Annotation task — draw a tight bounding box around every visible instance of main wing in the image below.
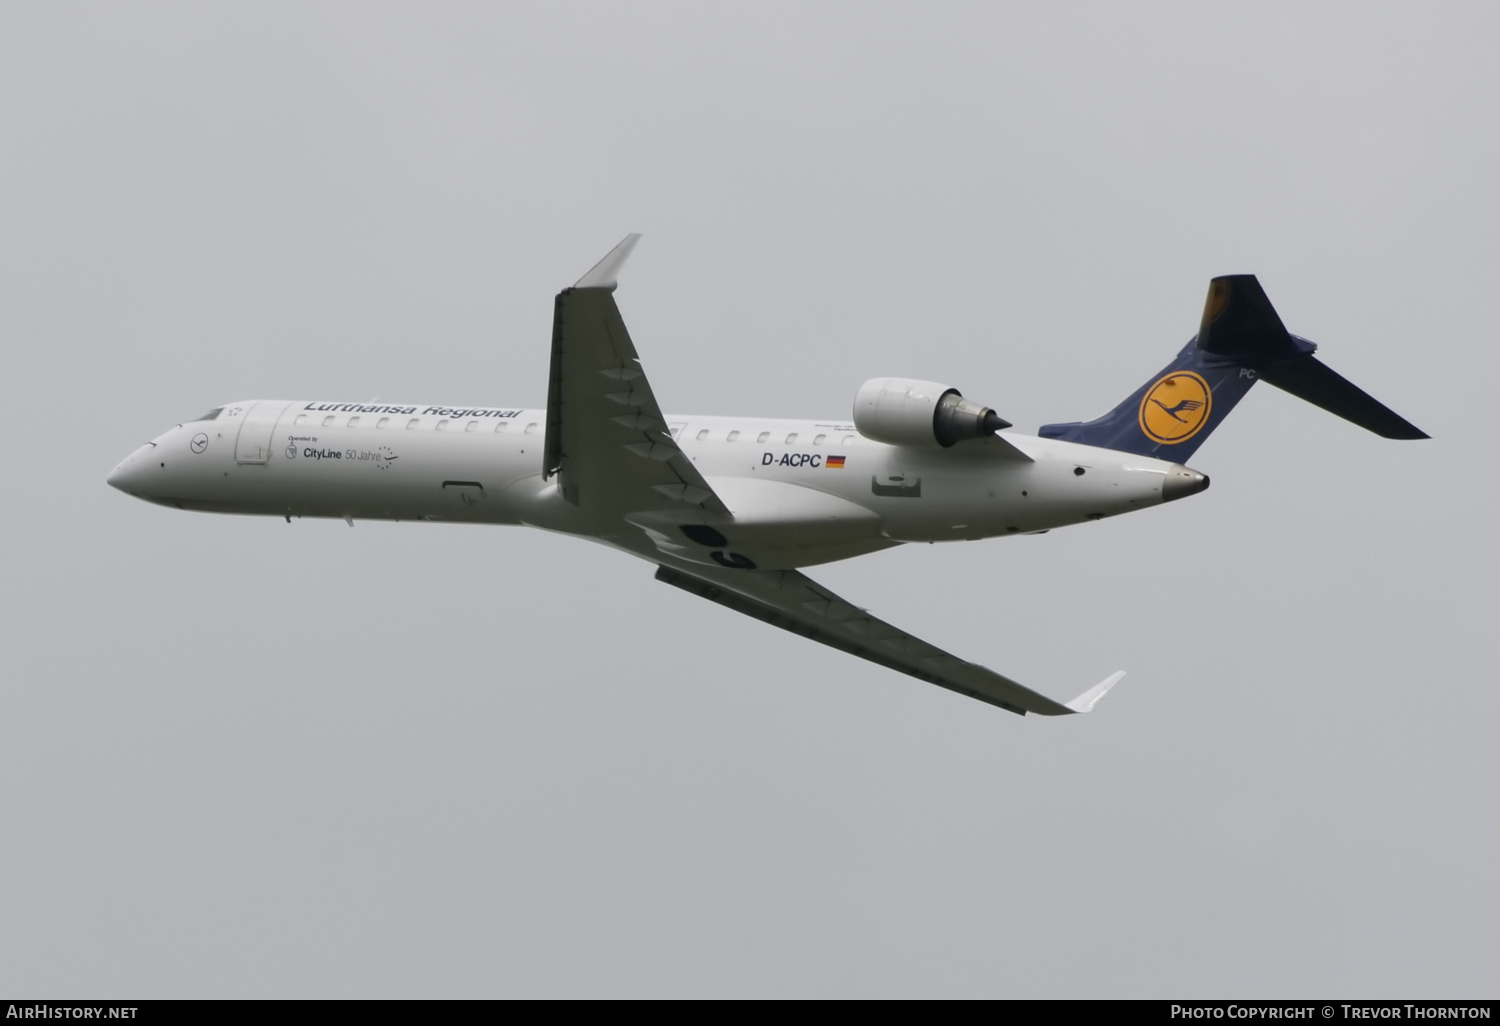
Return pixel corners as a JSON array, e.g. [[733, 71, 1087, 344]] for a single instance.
[[547, 237, 1120, 716], [542, 235, 730, 518], [655, 562, 1123, 716]]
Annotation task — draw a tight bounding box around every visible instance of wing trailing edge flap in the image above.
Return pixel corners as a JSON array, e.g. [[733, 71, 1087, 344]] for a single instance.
[[655, 564, 1123, 716], [543, 235, 730, 518]]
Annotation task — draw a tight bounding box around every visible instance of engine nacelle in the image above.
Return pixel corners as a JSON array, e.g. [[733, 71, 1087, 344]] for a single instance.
[[852, 377, 1012, 448]]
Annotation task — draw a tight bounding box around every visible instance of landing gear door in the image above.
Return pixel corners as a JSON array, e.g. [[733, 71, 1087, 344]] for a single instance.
[[233, 401, 293, 464]]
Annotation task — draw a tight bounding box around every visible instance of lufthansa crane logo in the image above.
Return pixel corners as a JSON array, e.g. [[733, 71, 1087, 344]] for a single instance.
[[1139, 371, 1212, 445]]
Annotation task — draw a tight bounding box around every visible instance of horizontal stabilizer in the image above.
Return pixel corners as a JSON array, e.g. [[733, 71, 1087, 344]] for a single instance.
[[1198, 274, 1305, 362], [1256, 354, 1429, 440], [1200, 275, 1427, 439]]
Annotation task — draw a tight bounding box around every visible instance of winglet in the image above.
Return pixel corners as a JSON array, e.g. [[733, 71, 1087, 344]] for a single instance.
[[1064, 671, 1125, 713], [574, 233, 642, 290]]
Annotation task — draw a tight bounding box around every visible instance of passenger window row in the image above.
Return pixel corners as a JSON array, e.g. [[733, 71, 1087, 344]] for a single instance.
[[291, 413, 539, 434], [680, 428, 855, 446], [287, 412, 854, 446]]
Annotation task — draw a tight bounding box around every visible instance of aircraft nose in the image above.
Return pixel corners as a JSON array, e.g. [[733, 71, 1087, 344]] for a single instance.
[[1161, 463, 1210, 502], [106, 445, 154, 496]]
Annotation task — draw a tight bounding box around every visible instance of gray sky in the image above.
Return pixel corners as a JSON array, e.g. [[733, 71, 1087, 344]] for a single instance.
[[2, 2, 1495, 998]]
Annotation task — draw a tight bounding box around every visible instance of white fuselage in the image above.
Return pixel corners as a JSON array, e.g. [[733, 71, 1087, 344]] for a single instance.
[[107, 399, 1204, 570]]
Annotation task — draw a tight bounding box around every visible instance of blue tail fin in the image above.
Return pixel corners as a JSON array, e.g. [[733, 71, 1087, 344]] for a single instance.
[[1038, 337, 1259, 461], [1039, 275, 1427, 460]]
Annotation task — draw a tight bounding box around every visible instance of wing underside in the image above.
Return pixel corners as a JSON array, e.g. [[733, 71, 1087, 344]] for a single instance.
[[656, 563, 1122, 716]]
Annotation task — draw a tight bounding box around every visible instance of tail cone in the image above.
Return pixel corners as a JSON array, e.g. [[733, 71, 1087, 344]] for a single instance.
[[1162, 464, 1209, 502]]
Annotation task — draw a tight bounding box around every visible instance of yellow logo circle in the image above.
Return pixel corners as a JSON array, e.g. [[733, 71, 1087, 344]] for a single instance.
[[1139, 371, 1212, 445]]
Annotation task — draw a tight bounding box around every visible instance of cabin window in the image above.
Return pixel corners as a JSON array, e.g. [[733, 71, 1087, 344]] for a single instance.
[[437, 419, 450, 431], [294, 414, 308, 427], [727, 430, 740, 442], [814, 433, 827, 445], [670, 424, 685, 439], [696, 429, 709, 441], [377, 417, 389, 429], [524, 422, 539, 435], [347, 416, 360, 428], [322, 416, 335, 428], [494, 421, 508, 433], [466, 421, 479, 433], [785, 432, 798, 444], [757, 431, 770, 443], [407, 418, 420, 430], [842, 434, 857, 447]]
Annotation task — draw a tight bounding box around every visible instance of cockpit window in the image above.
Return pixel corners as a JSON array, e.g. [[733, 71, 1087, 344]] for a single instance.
[[193, 408, 223, 422]]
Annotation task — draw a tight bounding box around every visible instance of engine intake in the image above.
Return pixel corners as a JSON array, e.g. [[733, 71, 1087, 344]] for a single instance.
[[853, 378, 1012, 448]]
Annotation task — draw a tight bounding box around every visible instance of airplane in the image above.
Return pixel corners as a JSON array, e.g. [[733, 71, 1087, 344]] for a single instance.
[[106, 236, 1427, 717]]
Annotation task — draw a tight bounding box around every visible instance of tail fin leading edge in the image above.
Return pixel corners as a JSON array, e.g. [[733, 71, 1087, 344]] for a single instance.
[[1039, 275, 1427, 460]]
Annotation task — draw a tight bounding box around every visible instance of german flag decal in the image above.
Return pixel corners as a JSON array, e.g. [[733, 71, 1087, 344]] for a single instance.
[[826, 455, 847, 469]]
